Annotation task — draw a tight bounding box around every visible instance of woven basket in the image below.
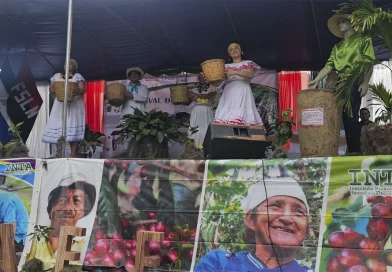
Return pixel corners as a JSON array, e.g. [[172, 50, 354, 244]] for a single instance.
[[170, 85, 189, 105], [107, 83, 126, 107], [201, 59, 225, 83], [54, 81, 77, 102]]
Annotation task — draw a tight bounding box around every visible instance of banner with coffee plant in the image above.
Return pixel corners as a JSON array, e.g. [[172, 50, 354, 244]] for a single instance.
[[84, 159, 205, 271], [192, 158, 327, 272], [319, 156, 392, 272]]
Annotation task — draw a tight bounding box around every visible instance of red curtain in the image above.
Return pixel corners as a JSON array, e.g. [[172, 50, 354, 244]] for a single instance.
[[278, 72, 303, 150], [84, 80, 105, 133]]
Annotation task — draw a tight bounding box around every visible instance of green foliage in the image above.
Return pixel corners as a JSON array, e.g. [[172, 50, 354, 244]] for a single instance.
[[8, 122, 24, 137], [121, 108, 184, 144], [333, 0, 392, 115], [368, 83, 392, 123], [78, 125, 105, 155], [169, 224, 195, 271], [270, 109, 295, 146], [335, 0, 392, 53], [21, 258, 44, 272], [4, 143, 29, 158], [58, 265, 82, 272], [95, 167, 122, 235], [27, 225, 53, 243], [335, 59, 377, 116]]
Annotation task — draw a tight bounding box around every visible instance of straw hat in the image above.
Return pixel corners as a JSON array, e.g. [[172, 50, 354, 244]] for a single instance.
[[126, 67, 145, 79], [328, 14, 354, 38], [64, 59, 78, 71]]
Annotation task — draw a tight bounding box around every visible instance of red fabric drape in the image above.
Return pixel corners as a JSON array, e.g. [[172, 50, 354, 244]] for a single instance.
[[84, 80, 105, 133], [278, 72, 302, 150]]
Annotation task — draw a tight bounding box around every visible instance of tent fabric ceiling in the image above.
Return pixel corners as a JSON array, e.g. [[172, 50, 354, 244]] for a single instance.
[[0, 0, 391, 81]]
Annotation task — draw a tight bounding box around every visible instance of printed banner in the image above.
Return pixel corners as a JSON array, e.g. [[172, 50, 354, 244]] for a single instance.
[[20, 156, 392, 271], [319, 156, 392, 272], [193, 158, 327, 272], [83, 159, 204, 271], [0, 158, 36, 252], [19, 159, 104, 271]]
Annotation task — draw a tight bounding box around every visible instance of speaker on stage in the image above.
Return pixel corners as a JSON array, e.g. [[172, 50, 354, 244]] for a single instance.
[[203, 123, 267, 159]]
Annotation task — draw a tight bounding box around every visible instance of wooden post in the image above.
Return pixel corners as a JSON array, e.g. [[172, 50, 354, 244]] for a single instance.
[[0, 224, 17, 272], [54, 226, 86, 272], [135, 231, 164, 272]]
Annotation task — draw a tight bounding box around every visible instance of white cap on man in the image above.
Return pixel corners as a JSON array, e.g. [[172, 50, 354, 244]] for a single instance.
[[241, 177, 309, 214]]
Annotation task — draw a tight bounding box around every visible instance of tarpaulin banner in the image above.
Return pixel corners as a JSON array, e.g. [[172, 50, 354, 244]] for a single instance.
[[19, 158, 103, 271], [318, 156, 392, 272], [20, 156, 392, 271], [0, 158, 36, 251], [193, 158, 326, 272]]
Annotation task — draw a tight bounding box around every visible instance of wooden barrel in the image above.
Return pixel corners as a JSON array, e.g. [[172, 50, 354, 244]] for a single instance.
[[107, 83, 125, 107], [297, 89, 342, 157], [170, 85, 189, 105], [201, 59, 225, 83]]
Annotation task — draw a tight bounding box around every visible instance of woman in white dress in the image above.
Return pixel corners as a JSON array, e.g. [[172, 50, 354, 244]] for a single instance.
[[214, 43, 263, 126], [121, 67, 149, 117], [188, 73, 216, 149], [42, 59, 86, 158]]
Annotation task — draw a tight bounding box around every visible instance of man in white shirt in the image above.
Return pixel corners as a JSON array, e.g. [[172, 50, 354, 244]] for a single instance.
[[121, 67, 149, 116]]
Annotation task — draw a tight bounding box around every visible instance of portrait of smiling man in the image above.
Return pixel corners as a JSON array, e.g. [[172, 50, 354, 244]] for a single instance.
[[195, 177, 314, 272], [26, 172, 97, 270]]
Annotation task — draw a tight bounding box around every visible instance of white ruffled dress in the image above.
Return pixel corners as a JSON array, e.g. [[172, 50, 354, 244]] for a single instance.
[[42, 73, 86, 143], [214, 60, 263, 126]]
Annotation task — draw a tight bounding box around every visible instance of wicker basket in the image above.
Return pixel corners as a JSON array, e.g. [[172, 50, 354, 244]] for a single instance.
[[201, 59, 225, 83], [107, 83, 126, 107], [170, 85, 189, 105], [54, 81, 77, 102]]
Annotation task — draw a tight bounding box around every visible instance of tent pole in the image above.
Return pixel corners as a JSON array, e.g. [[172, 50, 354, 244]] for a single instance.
[[61, 0, 73, 157]]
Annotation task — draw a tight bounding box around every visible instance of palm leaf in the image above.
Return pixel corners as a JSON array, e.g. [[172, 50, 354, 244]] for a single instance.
[[335, 60, 374, 116], [368, 83, 392, 123], [335, 0, 392, 53]]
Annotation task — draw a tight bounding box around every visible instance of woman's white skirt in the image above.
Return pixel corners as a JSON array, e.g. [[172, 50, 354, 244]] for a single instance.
[[42, 96, 85, 143], [189, 104, 214, 148]]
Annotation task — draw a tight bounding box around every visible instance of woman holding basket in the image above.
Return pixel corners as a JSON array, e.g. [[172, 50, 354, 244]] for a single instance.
[[42, 59, 86, 158], [212, 43, 263, 126], [188, 73, 216, 149]]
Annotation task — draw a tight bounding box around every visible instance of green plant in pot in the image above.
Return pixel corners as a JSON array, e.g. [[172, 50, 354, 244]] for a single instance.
[[77, 125, 105, 158], [361, 83, 392, 154], [269, 109, 295, 158], [4, 122, 29, 158], [121, 108, 184, 159]]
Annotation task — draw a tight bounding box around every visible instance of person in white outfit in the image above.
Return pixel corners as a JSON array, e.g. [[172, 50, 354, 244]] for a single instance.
[[214, 43, 263, 126], [121, 67, 149, 117], [42, 59, 86, 158], [188, 73, 216, 149]]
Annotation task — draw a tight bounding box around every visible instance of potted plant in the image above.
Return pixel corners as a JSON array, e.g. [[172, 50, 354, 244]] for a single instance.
[[269, 109, 296, 158], [121, 108, 184, 159], [361, 83, 392, 154], [4, 122, 29, 158], [77, 125, 105, 158]]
